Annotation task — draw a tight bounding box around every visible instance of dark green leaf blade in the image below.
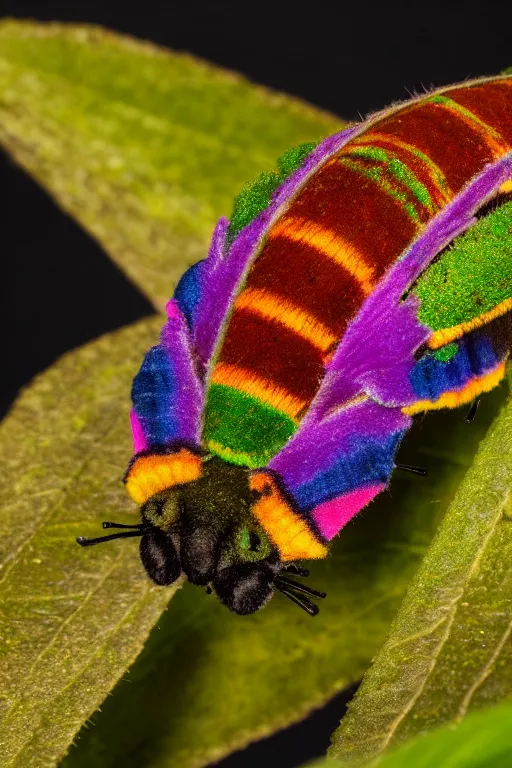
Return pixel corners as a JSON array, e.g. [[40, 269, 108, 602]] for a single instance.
[[0, 318, 181, 767], [330, 392, 512, 765], [0, 19, 340, 309], [61, 388, 507, 768]]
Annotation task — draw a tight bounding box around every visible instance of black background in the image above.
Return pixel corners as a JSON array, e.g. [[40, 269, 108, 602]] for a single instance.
[[3, 2, 512, 766]]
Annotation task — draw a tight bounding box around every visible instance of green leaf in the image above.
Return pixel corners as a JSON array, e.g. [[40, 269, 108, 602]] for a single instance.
[[59, 388, 506, 768], [0, 19, 340, 309], [0, 318, 180, 767], [330, 392, 512, 765], [312, 700, 512, 768], [366, 701, 512, 768], [6, 345, 503, 768]]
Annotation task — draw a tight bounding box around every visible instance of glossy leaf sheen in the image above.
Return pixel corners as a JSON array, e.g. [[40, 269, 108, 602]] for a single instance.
[[0, 19, 339, 309], [330, 393, 512, 765]]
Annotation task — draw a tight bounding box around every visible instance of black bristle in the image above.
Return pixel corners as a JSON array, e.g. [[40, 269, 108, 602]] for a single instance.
[[395, 462, 427, 476]]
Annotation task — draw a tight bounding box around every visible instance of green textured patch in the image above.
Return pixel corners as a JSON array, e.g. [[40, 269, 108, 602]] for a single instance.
[[330, 391, 512, 765], [203, 384, 296, 468], [348, 146, 434, 211], [339, 157, 422, 223], [415, 199, 512, 330], [226, 140, 319, 244], [317, 701, 512, 768], [432, 342, 459, 362]]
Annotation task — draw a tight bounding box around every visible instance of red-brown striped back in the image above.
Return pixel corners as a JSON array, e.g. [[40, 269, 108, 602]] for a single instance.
[[207, 75, 512, 449]]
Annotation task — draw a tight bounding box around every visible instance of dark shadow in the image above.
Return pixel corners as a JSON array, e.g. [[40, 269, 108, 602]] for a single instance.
[[1, 150, 155, 418], [3, 4, 512, 120], [211, 684, 358, 768]]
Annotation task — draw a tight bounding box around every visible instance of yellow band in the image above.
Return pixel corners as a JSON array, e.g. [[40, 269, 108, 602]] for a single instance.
[[125, 449, 202, 505], [403, 362, 506, 416], [249, 472, 327, 561]]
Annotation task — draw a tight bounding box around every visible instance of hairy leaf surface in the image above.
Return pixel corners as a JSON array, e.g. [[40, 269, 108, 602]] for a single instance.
[[368, 701, 512, 768], [60, 388, 507, 768], [330, 393, 512, 765], [0, 318, 177, 767], [314, 700, 512, 768], [0, 19, 339, 309]]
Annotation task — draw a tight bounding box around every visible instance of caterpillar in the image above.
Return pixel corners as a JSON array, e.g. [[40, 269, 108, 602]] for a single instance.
[[78, 74, 512, 616]]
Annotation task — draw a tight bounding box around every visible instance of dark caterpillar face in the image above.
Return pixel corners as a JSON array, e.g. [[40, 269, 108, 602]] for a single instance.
[[78, 456, 325, 615], [139, 458, 281, 614]]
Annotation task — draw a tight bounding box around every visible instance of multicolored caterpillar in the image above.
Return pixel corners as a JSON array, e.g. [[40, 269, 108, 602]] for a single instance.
[[78, 74, 512, 615]]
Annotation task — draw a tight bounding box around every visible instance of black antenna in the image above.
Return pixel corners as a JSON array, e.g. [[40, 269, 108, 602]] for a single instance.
[[76, 530, 145, 547], [101, 521, 147, 530], [275, 575, 326, 600], [274, 583, 320, 616], [395, 462, 428, 476]]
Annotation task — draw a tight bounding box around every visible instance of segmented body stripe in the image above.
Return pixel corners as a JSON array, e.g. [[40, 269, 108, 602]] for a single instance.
[[204, 76, 512, 465], [234, 287, 338, 353], [269, 215, 376, 294], [447, 81, 512, 147], [427, 95, 509, 157], [350, 131, 452, 206], [210, 363, 306, 418], [374, 101, 497, 191], [218, 310, 325, 403]]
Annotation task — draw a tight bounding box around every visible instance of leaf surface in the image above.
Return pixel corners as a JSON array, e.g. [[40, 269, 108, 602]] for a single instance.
[[313, 700, 512, 768], [368, 701, 512, 768], [0, 19, 340, 309], [330, 392, 512, 765], [0, 318, 179, 767], [60, 389, 507, 768]]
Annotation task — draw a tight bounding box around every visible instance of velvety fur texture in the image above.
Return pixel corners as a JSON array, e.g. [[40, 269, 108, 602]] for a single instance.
[[128, 75, 512, 575]]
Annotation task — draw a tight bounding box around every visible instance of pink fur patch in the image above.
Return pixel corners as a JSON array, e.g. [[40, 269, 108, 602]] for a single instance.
[[165, 299, 181, 320], [130, 409, 147, 454], [312, 484, 386, 540]]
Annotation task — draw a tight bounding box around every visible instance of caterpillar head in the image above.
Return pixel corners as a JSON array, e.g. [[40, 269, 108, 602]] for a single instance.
[[77, 449, 326, 615]]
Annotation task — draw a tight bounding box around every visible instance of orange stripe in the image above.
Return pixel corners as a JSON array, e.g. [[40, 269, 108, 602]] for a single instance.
[[210, 363, 306, 418], [428, 298, 512, 349], [250, 473, 328, 560], [125, 449, 202, 504], [234, 288, 338, 353], [269, 216, 376, 295], [403, 362, 506, 416], [499, 180, 512, 194]]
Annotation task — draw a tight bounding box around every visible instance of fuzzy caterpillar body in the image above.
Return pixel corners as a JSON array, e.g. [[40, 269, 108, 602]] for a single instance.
[[80, 74, 512, 615]]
